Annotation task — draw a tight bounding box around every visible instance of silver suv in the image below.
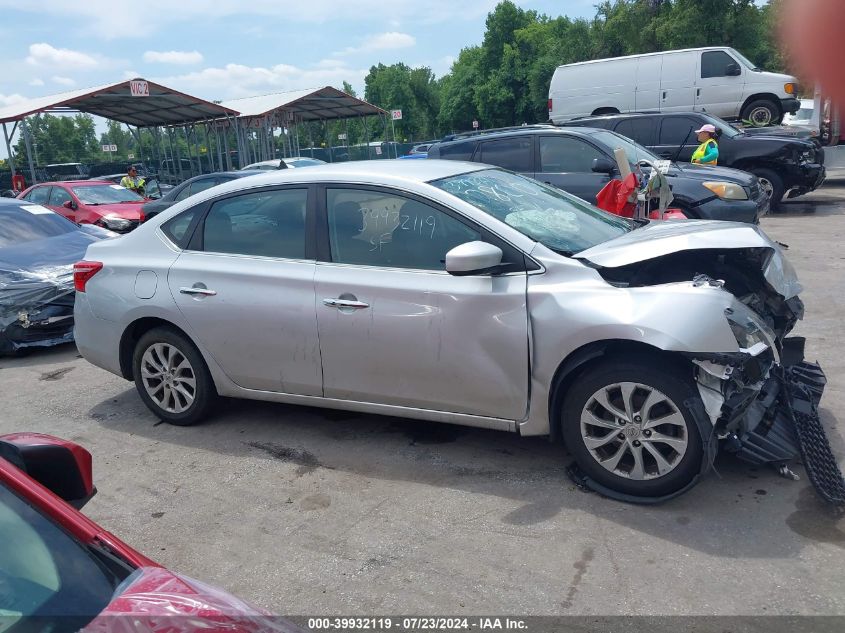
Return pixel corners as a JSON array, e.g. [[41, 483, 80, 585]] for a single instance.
[[73, 160, 819, 501]]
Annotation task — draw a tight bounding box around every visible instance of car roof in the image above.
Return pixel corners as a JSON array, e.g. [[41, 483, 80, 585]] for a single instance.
[[569, 111, 703, 123], [189, 160, 489, 194], [32, 180, 113, 186], [436, 126, 609, 146]]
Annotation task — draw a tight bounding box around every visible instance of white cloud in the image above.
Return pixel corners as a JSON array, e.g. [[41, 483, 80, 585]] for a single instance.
[[122, 69, 141, 80], [143, 50, 204, 65], [0, 0, 501, 38], [26, 43, 98, 69], [28, 78, 45, 87], [52, 76, 76, 86], [340, 31, 416, 55], [0, 93, 28, 107], [161, 60, 368, 101]]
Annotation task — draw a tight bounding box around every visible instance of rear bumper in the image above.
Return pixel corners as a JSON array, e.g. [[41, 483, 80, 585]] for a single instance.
[[73, 292, 124, 377], [780, 97, 801, 114]]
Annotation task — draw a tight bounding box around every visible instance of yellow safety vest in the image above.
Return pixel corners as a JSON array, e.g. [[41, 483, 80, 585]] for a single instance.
[[691, 138, 718, 166], [120, 175, 145, 191]]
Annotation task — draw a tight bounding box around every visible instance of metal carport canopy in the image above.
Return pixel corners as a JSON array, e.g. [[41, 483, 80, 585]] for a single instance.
[[0, 78, 239, 127], [219, 86, 387, 121]]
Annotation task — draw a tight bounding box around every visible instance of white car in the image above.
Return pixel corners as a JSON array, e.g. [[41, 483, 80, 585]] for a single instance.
[[240, 157, 326, 171], [783, 99, 814, 127]]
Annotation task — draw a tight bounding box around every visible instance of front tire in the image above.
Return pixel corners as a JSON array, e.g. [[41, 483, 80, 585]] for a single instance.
[[749, 167, 785, 208], [741, 99, 780, 127], [132, 327, 216, 426], [561, 358, 704, 498]]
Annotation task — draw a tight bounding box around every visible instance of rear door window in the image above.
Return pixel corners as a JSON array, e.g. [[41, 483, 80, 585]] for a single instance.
[[477, 137, 533, 172], [539, 136, 605, 173], [438, 141, 476, 161], [614, 118, 657, 146], [23, 187, 51, 205], [658, 117, 699, 145], [201, 188, 308, 259]]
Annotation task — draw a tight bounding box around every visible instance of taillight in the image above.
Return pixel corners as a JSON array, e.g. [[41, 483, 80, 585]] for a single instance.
[[73, 261, 103, 292], [548, 98, 553, 111]]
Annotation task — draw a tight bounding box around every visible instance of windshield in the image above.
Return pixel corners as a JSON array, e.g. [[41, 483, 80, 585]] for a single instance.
[[70, 185, 144, 205], [730, 48, 760, 71], [0, 483, 129, 629], [432, 169, 630, 255], [586, 130, 660, 165], [0, 207, 75, 248], [700, 114, 742, 138]]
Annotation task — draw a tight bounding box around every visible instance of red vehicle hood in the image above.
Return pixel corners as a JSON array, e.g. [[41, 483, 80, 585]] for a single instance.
[[85, 202, 145, 220], [83, 567, 302, 633]]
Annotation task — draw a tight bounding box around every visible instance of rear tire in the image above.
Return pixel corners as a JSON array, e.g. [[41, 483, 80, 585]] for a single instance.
[[749, 167, 785, 208], [561, 357, 704, 498], [741, 99, 780, 127], [132, 327, 216, 426]]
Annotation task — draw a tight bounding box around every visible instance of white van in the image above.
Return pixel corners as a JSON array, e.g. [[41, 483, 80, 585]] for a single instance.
[[548, 47, 799, 127]]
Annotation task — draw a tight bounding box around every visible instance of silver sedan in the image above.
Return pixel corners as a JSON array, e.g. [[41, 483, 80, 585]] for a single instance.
[[73, 160, 814, 500]]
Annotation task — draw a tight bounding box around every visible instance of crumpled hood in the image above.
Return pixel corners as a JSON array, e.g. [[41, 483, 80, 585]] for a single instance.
[[575, 220, 802, 298], [87, 202, 145, 220]]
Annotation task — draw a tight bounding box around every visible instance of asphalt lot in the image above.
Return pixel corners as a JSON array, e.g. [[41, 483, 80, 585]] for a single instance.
[[2, 180, 845, 617]]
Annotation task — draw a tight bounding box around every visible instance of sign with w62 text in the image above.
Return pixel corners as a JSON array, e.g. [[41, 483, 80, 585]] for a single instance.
[[130, 80, 150, 97]]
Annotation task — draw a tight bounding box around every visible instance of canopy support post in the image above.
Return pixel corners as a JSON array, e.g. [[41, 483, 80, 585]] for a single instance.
[[20, 118, 37, 185], [203, 123, 214, 172], [3, 123, 16, 177]]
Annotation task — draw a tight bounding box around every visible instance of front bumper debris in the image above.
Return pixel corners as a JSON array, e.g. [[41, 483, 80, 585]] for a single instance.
[[569, 339, 844, 507]]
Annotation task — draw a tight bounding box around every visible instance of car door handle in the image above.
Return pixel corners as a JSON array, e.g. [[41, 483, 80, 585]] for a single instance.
[[696, 88, 701, 97], [180, 286, 217, 296], [662, 91, 667, 100], [323, 298, 369, 309]]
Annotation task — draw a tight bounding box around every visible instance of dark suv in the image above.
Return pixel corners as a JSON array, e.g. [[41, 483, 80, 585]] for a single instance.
[[564, 112, 825, 206], [428, 126, 768, 223]]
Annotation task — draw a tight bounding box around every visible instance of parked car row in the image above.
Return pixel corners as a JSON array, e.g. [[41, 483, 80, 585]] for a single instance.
[[428, 124, 769, 221], [563, 111, 825, 204]]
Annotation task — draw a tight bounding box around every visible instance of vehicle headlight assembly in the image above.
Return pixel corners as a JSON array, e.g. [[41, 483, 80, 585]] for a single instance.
[[99, 215, 132, 231], [703, 181, 749, 200], [725, 308, 775, 356]]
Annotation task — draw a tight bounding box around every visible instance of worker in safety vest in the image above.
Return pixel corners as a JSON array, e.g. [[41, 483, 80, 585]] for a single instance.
[[690, 124, 719, 166], [120, 165, 146, 196]]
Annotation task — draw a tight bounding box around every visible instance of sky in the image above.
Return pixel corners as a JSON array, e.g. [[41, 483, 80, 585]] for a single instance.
[[0, 0, 598, 108]]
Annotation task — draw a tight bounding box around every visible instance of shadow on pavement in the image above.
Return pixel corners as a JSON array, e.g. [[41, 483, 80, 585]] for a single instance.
[[89, 386, 845, 559]]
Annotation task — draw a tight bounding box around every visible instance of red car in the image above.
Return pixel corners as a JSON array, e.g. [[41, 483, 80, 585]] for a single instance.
[[17, 181, 147, 233], [0, 433, 302, 632]]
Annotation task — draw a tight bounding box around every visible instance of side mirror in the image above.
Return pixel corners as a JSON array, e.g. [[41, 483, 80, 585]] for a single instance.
[[726, 63, 741, 76], [0, 433, 95, 509], [592, 157, 617, 174], [63, 200, 77, 210], [445, 241, 504, 276]]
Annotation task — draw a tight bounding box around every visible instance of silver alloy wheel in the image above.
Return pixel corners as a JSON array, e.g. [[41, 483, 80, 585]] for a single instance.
[[748, 106, 773, 127], [580, 382, 688, 480], [140, 343, 196, 414], [758, 176, 774, 199]]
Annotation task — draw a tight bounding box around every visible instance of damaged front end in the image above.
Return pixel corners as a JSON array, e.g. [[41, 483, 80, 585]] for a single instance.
[[0, 265, 76, 355], [577, 224, 845, 507]]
